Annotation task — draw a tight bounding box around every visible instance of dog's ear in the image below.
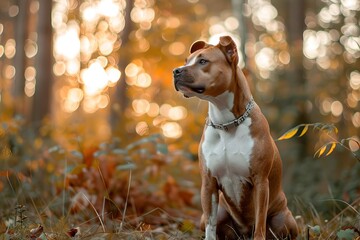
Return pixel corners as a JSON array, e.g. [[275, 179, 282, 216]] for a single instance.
[[190, 41, 208, 53], [218, 36, 239, 65]]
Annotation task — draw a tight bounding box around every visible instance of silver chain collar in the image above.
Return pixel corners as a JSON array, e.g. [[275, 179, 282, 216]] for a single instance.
[[206, 97, 255, 131]]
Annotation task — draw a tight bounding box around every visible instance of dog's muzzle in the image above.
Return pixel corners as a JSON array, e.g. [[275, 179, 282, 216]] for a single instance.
[[173, 67, 183, 91], [173, 67, 205, 95]]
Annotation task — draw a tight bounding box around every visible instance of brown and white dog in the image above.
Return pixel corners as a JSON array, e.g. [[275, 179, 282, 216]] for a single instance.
[[173, 36, 298, 240]]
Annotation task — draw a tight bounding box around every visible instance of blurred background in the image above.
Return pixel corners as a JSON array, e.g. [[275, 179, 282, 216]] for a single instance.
[[0, 0, 359, 230]]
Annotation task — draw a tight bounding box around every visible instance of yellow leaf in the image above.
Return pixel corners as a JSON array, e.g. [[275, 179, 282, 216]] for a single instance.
[[325, 142, 337, 156], [278, 127, 299, 140], [319, 145, 327, 157], [299, 124, 309, 137], [333, 126, 339, 134], [315, 142, 337, 158], [70, 164, 87, 175], [180, 219, 195, 233]]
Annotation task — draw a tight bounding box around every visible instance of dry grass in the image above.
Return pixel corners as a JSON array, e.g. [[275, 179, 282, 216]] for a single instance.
[[0, 120, 359, 239]]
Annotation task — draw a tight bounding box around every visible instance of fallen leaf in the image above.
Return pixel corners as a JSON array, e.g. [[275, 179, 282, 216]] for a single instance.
[[67, 227, 80, 237], [30, 225, 43, 238]]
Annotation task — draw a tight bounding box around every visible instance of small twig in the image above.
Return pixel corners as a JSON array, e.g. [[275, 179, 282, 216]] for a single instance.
[[95, 160, 110, 222], [82, 193, 106, 232], [102, 197, 106, 224], [15, 205, 26, 228], [29, 194, 45, 228], [323, 198, 360, 227], [268, 228, 279, 240], [76, 213, 110, 227], [317, 126, 359, 161], [14, 205, 18, 227], [63, 157, 67, 217], [225, 224, 241, 239], [7, 171, 15, 194], [120, 169, 132, 231]]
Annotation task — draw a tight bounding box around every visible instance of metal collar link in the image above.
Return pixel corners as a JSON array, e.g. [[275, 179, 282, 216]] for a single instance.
[[206, 97, 255, 131]]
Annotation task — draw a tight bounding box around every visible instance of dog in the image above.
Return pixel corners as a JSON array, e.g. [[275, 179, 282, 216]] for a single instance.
[[173, 36, 298, 240]]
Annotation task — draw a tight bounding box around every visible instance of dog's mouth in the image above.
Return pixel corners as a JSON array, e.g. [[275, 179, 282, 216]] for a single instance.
[[174, 80, 206, 97]]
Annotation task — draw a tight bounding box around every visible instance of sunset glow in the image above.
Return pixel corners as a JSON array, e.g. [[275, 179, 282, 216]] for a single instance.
[[50, 0, 191, 137], [52, 0, 126, 114], [82, 61, 113, 96], [54, 24, 80, 60], [1, 1, 360, 230], [2, 0, 355, 141]]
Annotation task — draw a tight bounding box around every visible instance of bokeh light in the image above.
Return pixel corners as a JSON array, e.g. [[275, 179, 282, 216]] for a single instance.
[[2, 0, 357, 142], [80, 60, 109, 96], [24, 67, 36, 81], [330, 101, 343, 117], [54, 22, 80, 59], [132, 99, 150, 116], [136, 121, 149, 136], [349, 71, 360, 90], [161, 122, 182, 139], [24, 40, 38, 58], [4, 65, 16, 79], [5, 39, 16, 59], [136, 73, 152, 88], [51, 0, 127, 114]]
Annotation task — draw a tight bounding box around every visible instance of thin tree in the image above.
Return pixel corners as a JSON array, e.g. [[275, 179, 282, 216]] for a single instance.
[[110, 0, 134, 131], [286, 0, 309, 156], [231, 0, 247, 65], [32, 0, 53, 128], [13, 0, 30, 117]]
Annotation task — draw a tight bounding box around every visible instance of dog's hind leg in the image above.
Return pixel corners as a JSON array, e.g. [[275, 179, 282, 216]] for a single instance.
[[216, 205, 241, 240], [268, 209, 298, 239]]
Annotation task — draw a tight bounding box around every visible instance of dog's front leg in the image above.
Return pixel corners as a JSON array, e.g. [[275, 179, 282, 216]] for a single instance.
[[201, 175, 219, 240], [253, 177, 269, 240]]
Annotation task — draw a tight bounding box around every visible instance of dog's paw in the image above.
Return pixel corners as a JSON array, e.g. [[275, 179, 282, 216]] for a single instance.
[[205, 226, 217, 240]]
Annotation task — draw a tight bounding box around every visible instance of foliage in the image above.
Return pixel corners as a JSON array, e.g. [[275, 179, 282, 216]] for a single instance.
[[278, 123, 360, 160], [0, 118, 360, 239], [0, 0, 359, 238], [0, 118, 203, 239], [278, 122, 360, 216]]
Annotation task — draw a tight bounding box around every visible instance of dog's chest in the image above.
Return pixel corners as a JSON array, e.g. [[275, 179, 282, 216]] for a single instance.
[[201, 118, 254, 204]]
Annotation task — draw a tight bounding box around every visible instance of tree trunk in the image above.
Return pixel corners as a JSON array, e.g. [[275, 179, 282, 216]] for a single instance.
[[32, 0, 53, 128], [110, 0, 133, 131], [231, 0, 247, 65], [13, 0, 29, 117], [283, 0, 310, 190], [285, 0, 308, 158]]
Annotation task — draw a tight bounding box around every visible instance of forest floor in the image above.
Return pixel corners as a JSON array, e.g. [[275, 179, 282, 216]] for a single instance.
[[0, 123, 359, 239]]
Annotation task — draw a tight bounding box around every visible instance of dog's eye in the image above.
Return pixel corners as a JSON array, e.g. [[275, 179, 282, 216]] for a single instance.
[[199, 59, 208, 65]]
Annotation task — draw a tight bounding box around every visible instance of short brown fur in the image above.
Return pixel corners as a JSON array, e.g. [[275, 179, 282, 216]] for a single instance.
[[173, 36, 298, 240]]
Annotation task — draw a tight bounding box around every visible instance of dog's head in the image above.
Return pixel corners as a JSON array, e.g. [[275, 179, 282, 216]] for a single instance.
[[173, 36, 239, 98]]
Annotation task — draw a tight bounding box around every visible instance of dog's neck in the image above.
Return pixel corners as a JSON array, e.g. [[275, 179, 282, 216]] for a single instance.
[[207, 91, 236, 125], [206, 68, 252, 125]]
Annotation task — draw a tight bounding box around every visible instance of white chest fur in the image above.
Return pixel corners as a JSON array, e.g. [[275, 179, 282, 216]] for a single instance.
[[201, 118, 254, 205]]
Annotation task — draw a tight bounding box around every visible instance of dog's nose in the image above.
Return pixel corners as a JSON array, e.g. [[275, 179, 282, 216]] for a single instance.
[[173, 67, 183, 76]]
